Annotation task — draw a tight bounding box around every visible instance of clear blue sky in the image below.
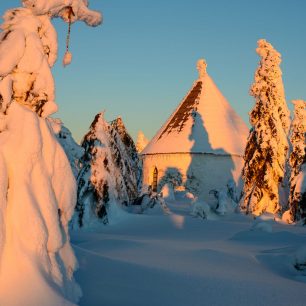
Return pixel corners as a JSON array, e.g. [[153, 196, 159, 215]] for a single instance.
[[1, 1, 306, 142]]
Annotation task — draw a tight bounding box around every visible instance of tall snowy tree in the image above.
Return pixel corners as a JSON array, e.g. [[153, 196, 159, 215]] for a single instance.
[[136, 130, 149, 153], [240, 39, 290, 216], [285, 100, 306, 222], [0, 1, 101, 305], [135, 130, 148, 191], [76, 113, 138, 227], [111, 116, 141, 192], [294, 157, 306, 222]]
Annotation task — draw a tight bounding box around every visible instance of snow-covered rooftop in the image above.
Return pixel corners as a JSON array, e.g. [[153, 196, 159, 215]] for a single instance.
[[142, 59, 249, 156]]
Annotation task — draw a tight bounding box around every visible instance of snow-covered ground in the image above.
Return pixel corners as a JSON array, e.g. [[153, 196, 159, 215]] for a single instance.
[[71, 198, 306, 306]]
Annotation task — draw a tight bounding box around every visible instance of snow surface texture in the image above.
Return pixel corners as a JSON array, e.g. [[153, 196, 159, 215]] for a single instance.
[[75, 113, 139, 228], [240, 39, 290, 216], [49, 118, 84, 177], [71, 197, 306, 306], [0, 1, 102, 305]]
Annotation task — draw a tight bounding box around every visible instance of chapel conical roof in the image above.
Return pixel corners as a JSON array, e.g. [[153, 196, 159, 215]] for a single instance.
[[142, 59, 249, 156]]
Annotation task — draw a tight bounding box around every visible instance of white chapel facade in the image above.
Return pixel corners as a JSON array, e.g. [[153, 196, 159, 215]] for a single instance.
[[141, 59, 249, 203]]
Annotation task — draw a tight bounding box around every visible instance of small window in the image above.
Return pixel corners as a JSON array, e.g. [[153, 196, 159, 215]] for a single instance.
[[152, 167, 158, 192]]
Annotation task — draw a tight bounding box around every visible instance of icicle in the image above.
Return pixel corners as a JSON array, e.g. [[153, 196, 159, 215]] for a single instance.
[[63, 8, 73, 67]]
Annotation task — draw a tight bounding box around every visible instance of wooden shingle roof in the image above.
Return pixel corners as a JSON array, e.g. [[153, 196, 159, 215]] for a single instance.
[[142, 60, 249, 156]]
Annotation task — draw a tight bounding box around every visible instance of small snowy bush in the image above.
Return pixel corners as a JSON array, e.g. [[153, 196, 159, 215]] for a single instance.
[[227, 179, 241, 203], [191, 200, 211, 219], [210, 187, 236, 215], [133, 192, 170, 215], [158, 168, 183, 192], [185, 173, 201, 196]]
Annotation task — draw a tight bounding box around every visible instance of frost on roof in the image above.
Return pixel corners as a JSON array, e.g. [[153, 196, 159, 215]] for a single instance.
[[159, 81, 202, 139]]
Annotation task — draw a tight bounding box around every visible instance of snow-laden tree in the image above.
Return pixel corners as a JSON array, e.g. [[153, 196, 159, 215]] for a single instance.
[[283, 159, 306, 225], [0, 1, 101, 305], [240, 39, 290, 216], [48, 118, 84, 177], [284, 100, 306, 222], [111, 116, 141, 192], [75, 112, 138, 227], [135, 130, 148, 191], [136, 130, 149, 153]]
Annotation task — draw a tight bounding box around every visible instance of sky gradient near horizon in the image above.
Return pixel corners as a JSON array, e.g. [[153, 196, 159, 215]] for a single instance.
[[1, 0, 306, 142]]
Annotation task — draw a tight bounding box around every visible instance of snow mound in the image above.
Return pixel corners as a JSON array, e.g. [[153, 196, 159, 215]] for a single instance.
[[135, 193, 170, 215], [185, 192, 195, 200], [251, 221, 273, 233], [191, 200, 211, 219], [107, 202, 131, 225], [174, 189, 196, 203], [282, 210, 293, 224], [294, 246, 306, 273], [161, 183, 175, 201]]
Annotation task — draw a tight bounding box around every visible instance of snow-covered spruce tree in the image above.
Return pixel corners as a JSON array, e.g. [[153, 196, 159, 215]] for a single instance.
[[240, 39, 290, 216], [285, 100, 306, 222], [110, 116, 141, 194], [136, 130, 149, 153], [49, 118, 84, 177], [76, 112, 138, 227], [295, 157, 306, 221], [135, 131, 148, 190], [0, 1, 101, 305], [76, 113, 114, 226], [290, 155, 306, 223]]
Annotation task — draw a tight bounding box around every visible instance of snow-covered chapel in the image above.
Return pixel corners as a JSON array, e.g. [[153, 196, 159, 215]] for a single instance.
[[141, 59, 249, 203]]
